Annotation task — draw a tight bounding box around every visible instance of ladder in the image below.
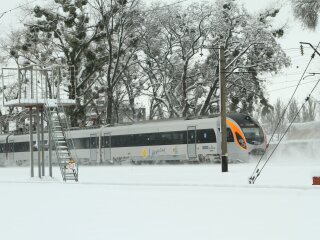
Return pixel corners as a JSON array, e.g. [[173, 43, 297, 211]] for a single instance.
[[45, 100, 79, 182]]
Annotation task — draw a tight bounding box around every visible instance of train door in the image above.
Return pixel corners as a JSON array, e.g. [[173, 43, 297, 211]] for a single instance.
[[103, 133, 111, 163], [7, 140, 14, 163], [90, 134, 98, 163], [187, 126, 197, 159]]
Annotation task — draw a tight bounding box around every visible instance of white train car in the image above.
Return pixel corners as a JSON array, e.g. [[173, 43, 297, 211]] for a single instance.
[[0, 114, 267, 166]]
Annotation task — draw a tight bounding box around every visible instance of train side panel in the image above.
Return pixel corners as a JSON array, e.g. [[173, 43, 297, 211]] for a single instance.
[[0, 115, 266, 166]]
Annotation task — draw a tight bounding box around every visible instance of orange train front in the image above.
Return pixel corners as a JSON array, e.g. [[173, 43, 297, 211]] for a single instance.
[[221, 114, 267, 162]]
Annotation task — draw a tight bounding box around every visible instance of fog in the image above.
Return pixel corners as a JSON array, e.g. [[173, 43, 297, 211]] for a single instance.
[[258, 121, 320, 177]]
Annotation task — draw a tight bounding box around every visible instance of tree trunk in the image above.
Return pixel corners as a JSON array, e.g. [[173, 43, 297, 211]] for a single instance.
[[67, 66, 79, 126], [181, 60, 189, 117], [106, 87, 113, 125], [69, 66, 76, 100], [129, 97, 136, 120], [200, 79, 218, 115]]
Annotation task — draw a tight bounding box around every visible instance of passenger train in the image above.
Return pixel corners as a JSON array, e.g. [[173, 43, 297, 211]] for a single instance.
[[0, 113, 267, 166]]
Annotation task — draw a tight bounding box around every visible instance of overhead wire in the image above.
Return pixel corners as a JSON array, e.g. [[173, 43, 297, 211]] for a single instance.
[[263, 73, 307, 80], [249, 41, 320, 184], [268, 79, 320, 91], [252, 78, 320, 184]]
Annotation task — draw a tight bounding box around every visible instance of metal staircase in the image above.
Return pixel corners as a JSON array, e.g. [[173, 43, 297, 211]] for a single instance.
[[45, 100, 79, 182]]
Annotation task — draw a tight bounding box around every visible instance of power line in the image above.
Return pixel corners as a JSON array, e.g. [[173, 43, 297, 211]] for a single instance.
[[267, 74, 319, 85], [282, 47, 300, 51], [249, 41, 320, 184], [263, 73, 305, 80], [268, 79, 320, 92], [251, 78, 320, 184], [281, 44, 320, 51]]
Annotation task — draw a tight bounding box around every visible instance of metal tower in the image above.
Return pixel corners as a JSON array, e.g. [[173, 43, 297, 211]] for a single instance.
[[1, 64, 78, 181]]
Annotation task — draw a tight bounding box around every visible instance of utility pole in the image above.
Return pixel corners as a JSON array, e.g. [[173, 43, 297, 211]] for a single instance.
[[201, 42, 262, 172], [219, 45, 228, 172]]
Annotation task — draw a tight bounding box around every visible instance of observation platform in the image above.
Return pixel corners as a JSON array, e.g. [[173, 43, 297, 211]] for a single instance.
[[2, 65, 76, 108], [1, 64, 78, 181]]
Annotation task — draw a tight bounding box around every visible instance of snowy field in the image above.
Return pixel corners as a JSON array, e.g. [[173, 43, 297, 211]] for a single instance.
[[1, 158, 320, 240]]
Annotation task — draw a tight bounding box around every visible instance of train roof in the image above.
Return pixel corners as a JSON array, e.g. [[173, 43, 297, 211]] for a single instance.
[[227, 113, 260, 128], [0, 113, 260, 140], [97, 116, 219, 135]]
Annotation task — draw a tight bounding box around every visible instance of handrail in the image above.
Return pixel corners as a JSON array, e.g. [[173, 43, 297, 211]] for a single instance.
[[56, 98, 79, 178], [43, 98, 65, 180]]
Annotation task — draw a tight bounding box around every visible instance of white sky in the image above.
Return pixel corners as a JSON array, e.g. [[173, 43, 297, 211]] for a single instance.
[[0, 0, 319, 105]]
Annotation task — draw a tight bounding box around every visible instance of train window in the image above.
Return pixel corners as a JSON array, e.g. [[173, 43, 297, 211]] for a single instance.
[[120, 135, 127, 147], [112, 135, 126, 147], [227, 128, 234, 142], [109, 131, 187, 148], [147, 133, 158, 146], [188, 131, 196, 144], [4, 141, 32, 152], [79, 138, 90, 149], [106, 138, 110, 148], [111, 136, 117, 147], [111, 134, 141, 147], [9, 141, 14, 152], [242, 127, 264, 144], [126, 135, 134, 147], [235, 132, 247, 149], [144, 133, 152, 146], [130, 134, 146, 146], [133, 134, 145, 146], [172, 131, 184, 144], [160, 132, 172, 145], [90, 138, 96, 148], [14, 142, 25, 152], [102, 136, 111, 148], [197, 129, 216, 143], [123, 135, 128, 147], [73, 138, 82, 149], [23, 142, 29, 152]]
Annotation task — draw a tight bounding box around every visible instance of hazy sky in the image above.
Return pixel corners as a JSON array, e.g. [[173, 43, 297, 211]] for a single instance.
[[0, 0, 319, 105]]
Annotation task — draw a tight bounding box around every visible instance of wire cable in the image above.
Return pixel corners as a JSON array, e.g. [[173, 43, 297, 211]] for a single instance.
[[250, 78, 320, 184], [268, 79, 320, 92], [249, 41, 320, 184]]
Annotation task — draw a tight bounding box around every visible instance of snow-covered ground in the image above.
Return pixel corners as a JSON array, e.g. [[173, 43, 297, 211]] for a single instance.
[[0, 158, 320, 240]]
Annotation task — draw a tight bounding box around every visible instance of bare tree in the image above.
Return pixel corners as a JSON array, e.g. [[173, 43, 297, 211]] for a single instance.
[[302, 97, 317, 122], [199, 0, 290, 116], [91, 0, 144, 124], [263, 99, 287, 140], [287, 98, 301, 123], [140, 2, 212, 118]]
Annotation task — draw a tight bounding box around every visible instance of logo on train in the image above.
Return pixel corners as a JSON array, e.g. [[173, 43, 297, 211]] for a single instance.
[[142, 148, 148, 158]]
